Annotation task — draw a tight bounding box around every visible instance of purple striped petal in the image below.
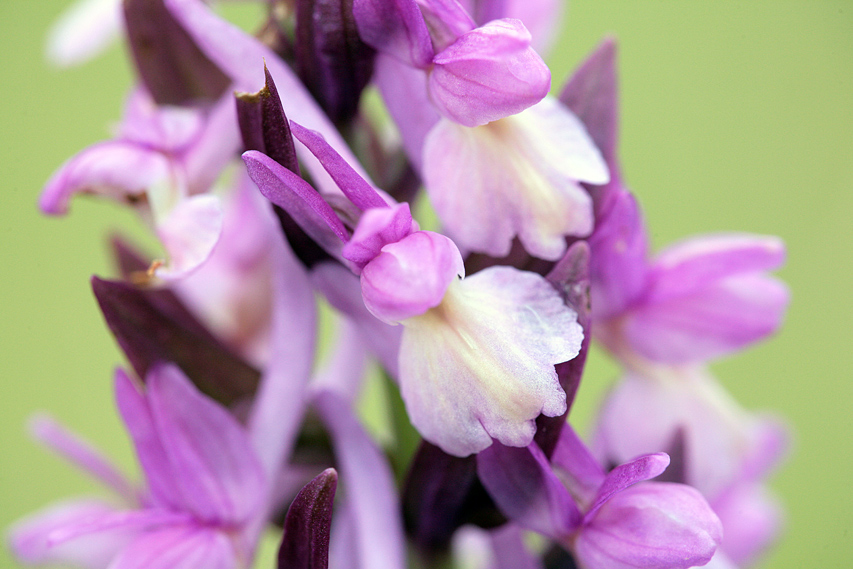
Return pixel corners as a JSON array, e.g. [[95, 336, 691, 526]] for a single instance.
[[8, 499, 136, 568], [109, 525, 236, 569], [145, 363, 266, 525], [477, 443, 580, 539], [585, 453, 669, 520], [243, 150, 350, 245]]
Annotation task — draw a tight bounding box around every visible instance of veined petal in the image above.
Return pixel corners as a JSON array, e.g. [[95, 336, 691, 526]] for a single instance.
[[399, 266, 581, 456], [360, 231, 464, 323], [145, 364, 266, 525], [40, 141, 171, 215], [108, 525, 235, 569], [646, 233, 786, 303], [46, 0, 122, 67], [153, 194, 224, 279], [574, 482, 722, 569], [8, 499, 136, 569], [624, 272, 790, 363], [423, 98, 606, 260], [429, 19, 550, 127]]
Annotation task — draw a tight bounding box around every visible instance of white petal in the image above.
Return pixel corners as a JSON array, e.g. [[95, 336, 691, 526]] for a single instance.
[[399, 266, 582, 456]]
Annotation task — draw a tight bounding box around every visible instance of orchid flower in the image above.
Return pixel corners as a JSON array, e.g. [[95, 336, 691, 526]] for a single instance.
[[244, 119, 583, 457], [355, 0, 609, 260], [477, 425, 722, 569], [9, 365, 268, 569]]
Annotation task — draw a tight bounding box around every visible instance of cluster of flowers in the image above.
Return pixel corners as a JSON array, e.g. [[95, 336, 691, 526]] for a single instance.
[[10, 0, 790, 568]]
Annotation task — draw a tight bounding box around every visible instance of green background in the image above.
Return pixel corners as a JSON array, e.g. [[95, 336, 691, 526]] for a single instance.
[[1, 1, 851, 568]]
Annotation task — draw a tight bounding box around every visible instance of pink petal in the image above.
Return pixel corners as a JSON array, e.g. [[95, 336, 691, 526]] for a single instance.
[[40, 141, 170, 215], [145, 364, 266, 525], [109, 525, 235, 569], [374, 54, 440, 172], [429, 19, 550, 127], [360, 231, 464, 323], [28, 414, 136, 502], [46, 0, 122, 67], [8, 499, 136, 568], [477, 443, 580, 539], [713, 482, 784, 566], [343, 203, 417, 270], [310, 262, 403, 378], [352, 0, 435, 67], [624, 272, 790, 363], [154, 194, 224, 279], [399, 266, 580, 456], [314, 390, 406, 569], [575, 482, 722, 569], [646, 233, 786, 303], [585, 453, 670, 520], [423, 98, 605, 260]]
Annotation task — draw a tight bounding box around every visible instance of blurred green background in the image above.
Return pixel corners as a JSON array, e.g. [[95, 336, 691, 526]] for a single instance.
[[1, 1, 850, 568]]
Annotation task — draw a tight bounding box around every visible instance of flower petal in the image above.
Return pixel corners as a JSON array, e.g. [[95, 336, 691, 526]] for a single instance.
[[46, 0, 122, 66], [575, 483, 722, 569], [40, 141, 170, 215], [360, 231, 464, 323], [314, 390, 407, 569], [352, 0, 435, 67], [108, 525, 235, 569], [477, 443, 580, 539], [423, 98, 605, 260], [624, 272, 790, 363], [399, 266, 581, 456], [8, 499, 136, 569], [428, 19, 550, 126], [153, 194, 224, 279]]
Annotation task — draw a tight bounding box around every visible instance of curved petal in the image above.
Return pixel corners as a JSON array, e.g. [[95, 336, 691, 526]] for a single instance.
[[314, 390, 406, 569], [399, 266, 581, 456], [423, 98, 606, 260], [40, 141, 170, 215], [145, 364, 266, 525], [429, 19, 550, 127], [8, 499, 136, 569], [624, 272, 790, 363], [108, 525, 235, 569], [343, 203, 416, 270], [352, 0, 434, 67], [153, 194, 224, 279], [360, 231, 464, 323], [575, 483, 722, 569], [477, 443, 580, 539]]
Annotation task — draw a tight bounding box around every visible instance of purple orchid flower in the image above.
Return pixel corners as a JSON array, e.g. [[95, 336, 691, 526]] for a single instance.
[[244, 121, 583, 457], [40, 86, 239, 279], [477, 425, 722, 569], [9, 365, 268, 569], [355, 0, 609, 261]]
